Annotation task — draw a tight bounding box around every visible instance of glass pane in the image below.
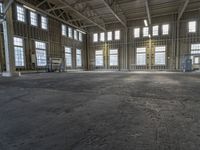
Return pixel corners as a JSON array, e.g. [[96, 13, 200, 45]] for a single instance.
[[79, 32, 83, 41], [109, 49, 118, 66], [95, 50, 103, 66], [66, 53, 72, 66], [107, 32, 112, 41], [137, 53, 146, 65], [143, 27, 149, 37], [189, 21, 196, 33], [100, 32, 105, 42], [14, 37, 23, 46], [62, 24, 66, 36], [155, 52, 166, 65], [14, 47, 24, 66], [68, 27, 73, 38], [30, 12, 37, 26], [74, 30, 78, 40], [35, 41, 46, 49], [110, 49, 118, 55], [41, 16, 48, 29], [162, 24, 169, 35], [136, 47, 146, 65], [17, 5, 25, 22], [110, 55, 118, 66], [93, 33, 98, 42], [76, 49, 82, 67], [155, 46, 166, 52], [153, 25, 159, 36], [36, 49, 47, 66], [115, 30, 120, 40], [134, 28, 140, 38]]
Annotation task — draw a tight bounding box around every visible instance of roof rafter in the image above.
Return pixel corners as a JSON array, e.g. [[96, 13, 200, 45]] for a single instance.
[[16, 0, 86, 32], [58, 0, 106, 31], [36, 0, 47, 8], [46, 6, 69, 12], [100, 0, 127, 28], [178, 0, 190, 20], [4, 0, 14, 14], [0, 0, 14, 23], [145, 0, 151, 25]]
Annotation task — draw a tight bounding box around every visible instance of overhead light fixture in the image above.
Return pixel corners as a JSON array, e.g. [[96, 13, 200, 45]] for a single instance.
[[144, 19, 148, 27], [23, 5, 36, 12], [76, 29, 86, 34], [149, 34, 151, 38]]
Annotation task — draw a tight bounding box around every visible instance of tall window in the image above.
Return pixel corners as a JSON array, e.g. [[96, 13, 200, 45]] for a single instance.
[[95, 50, 103, 66], [62, 24, 67, 36], [14, 37, 25, 67], [30, 12, 37, 26], [68, 27, 73, 38], [191, 44, 200, 64], [134, 28, 140, 38], [189, 21, 196, 33], [115, 30, 120, 40], [191, 44, 200, 54], [0, 3, 3, 13], [155, 46, 166, 65], [79, 32, 83, 41], [41, 16, 48, 30], [194, 57, 199, 64], [76, 49, 82, 67], [153, 25, 159, 36], [109, 49, 118, 66], [162, 24, 169, 35], [93, 33, 98, 42], [107, 31, 112, 41], [16, 5, 25, 22], [136, 48, 146, 65], [143, 27, 149, 37], [35, 41, 47, 66], [65, 47, 72, 67], [74, 30, 78, 40], [100, 32, 105, 42]]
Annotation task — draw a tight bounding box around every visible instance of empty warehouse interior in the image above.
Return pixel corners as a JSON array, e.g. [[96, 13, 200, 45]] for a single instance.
[[0, 0, 200, 150], [1, 0, 200, 73]]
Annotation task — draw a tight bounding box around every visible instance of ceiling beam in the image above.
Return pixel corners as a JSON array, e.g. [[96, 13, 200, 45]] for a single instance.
[[46, 6, 69, 12], [3, 0, 14, 16], [58, 10, 65, 17], [16, 0, 86, 32], [100, 0, 127, 28], [0, 0, 14, 23], [46, 2, 57, 16], [58, 0, 106, 31], [178, 0, 190, 20], [80, 20, 124, 28], [145, 0, 151, 25], [36, 0, 47, 8]]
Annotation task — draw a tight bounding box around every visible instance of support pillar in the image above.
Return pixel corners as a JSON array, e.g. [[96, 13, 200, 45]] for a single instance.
[[124, 28, 128, 71], [176, 20, 180, 70], [2, 0, 16, 77], [149, 37, 152, 70]]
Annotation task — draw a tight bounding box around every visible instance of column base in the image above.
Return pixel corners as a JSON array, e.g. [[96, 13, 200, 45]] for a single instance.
[[2, 72, 19, 77]]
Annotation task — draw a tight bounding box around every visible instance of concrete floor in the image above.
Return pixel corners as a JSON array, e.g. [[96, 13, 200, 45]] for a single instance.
[[0, 72, 200, 150]]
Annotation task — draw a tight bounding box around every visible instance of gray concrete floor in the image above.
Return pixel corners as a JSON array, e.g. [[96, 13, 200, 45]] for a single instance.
[[0, 72, 200, 150]]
